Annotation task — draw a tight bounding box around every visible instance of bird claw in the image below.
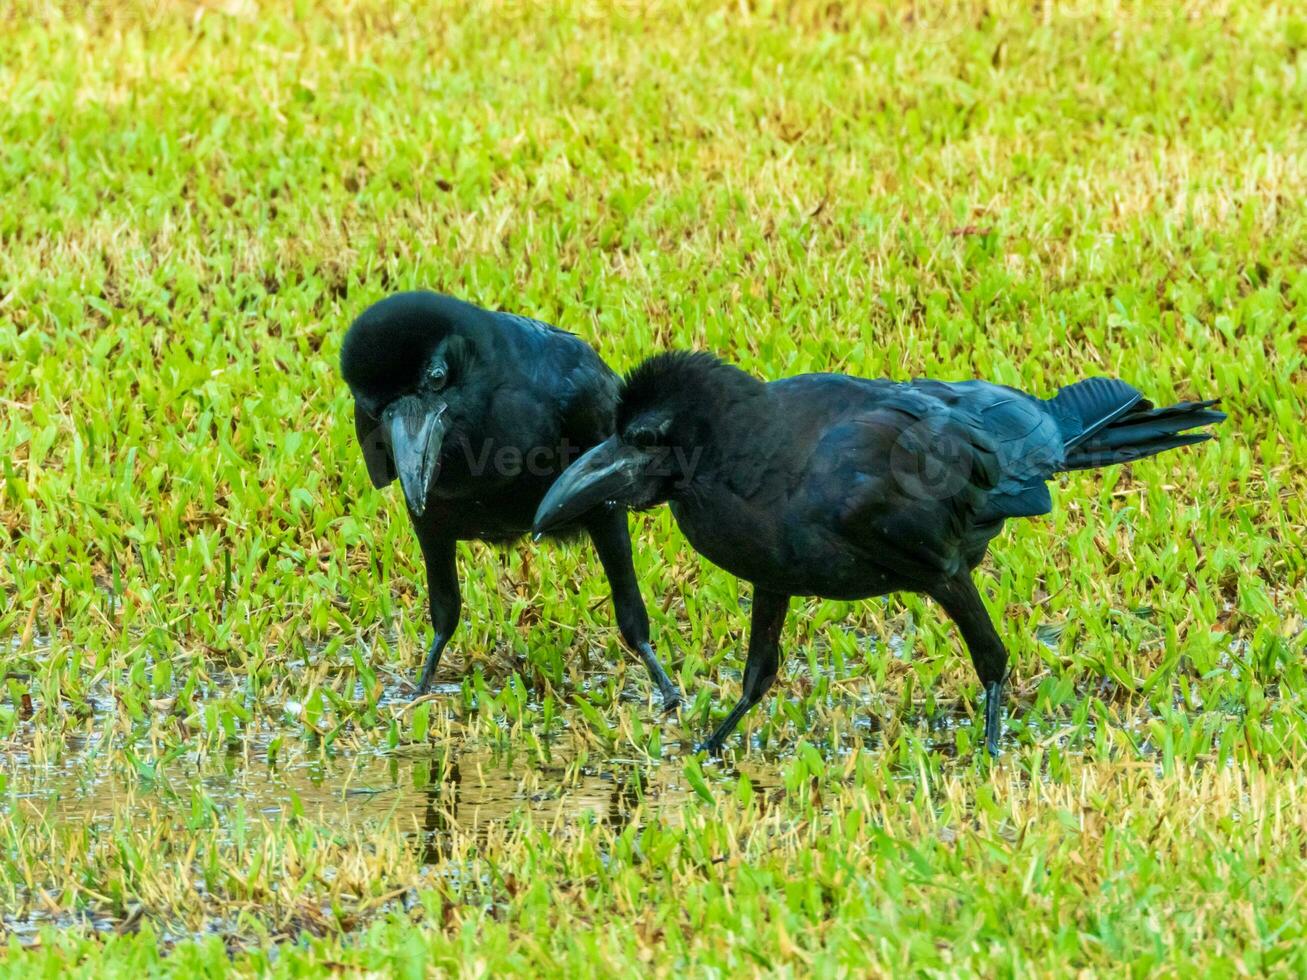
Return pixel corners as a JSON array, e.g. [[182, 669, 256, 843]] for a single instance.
[[412, 663, 439, 699], [658, 687, 684, 716]]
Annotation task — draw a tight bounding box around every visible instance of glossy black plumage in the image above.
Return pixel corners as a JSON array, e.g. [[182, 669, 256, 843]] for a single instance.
[[340, 292, 680, 707], [534, 351, 1225, 755]]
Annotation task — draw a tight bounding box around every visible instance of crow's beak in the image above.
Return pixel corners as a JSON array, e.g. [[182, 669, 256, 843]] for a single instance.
[[385, 395, 448, 517], [532, 436, 649, 538]]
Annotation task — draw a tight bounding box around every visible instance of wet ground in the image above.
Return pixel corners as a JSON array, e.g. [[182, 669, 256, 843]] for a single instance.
[[0, 649, 798, 923], [2, 623, 1245, 946], [5, 717, 783, 863]]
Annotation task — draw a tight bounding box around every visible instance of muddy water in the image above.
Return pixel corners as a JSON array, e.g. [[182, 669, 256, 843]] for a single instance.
[[0, 640, 980, 950], [0, 664, 979, 868], [23, 745, 756, 849], [3, 698, 784, 865]]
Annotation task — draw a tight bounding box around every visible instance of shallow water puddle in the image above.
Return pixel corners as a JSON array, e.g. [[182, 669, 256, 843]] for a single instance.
[[0, 652, 1236, 949], [0, 715, 785, 941], [3, 721, 781, 860]]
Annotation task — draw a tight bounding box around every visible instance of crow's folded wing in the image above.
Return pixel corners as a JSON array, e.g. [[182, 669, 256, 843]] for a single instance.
[[491, 310, 621, 448], [905, 379, 1068, 520], [817, 381, 1064, 577]]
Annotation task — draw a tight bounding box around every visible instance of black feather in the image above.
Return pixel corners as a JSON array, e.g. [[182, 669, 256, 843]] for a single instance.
[[1048, 376, 1145, 448], [1063, 398, 1226, 470]]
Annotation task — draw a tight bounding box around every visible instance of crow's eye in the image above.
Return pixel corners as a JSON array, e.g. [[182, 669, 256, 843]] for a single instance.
[[426, 363, 448, 390], [628, 427, 659, 449]]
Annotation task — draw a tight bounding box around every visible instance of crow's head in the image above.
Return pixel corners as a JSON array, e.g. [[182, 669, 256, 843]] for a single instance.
[[532, 351, 759, 535], [340, 291, 489, 516]]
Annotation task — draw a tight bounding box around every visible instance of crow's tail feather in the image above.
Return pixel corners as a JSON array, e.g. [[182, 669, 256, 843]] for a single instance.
[[1049, 377, 1226, 472]]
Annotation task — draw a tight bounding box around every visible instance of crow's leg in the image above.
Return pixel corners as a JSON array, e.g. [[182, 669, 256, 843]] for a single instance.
[[697, 588, 790, 755], [930, 573, 1009, 757], [587, 509, 682, 711], [415, 534, 461, 696]]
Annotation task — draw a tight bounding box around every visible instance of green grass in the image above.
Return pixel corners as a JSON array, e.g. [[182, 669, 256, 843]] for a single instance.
[[1, 0, 1305, 974]]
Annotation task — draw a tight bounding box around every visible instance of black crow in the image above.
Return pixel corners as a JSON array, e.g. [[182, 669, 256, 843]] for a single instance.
[[532, 351, 1225, 755], [340, 292, 680, 708]]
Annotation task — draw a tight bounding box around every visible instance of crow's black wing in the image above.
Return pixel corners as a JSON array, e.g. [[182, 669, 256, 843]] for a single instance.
[[491, 311, 621, 450], [905, 380, 1067, 520], [810, 379, 1070, 578], [809, 385, 1000, 579]]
